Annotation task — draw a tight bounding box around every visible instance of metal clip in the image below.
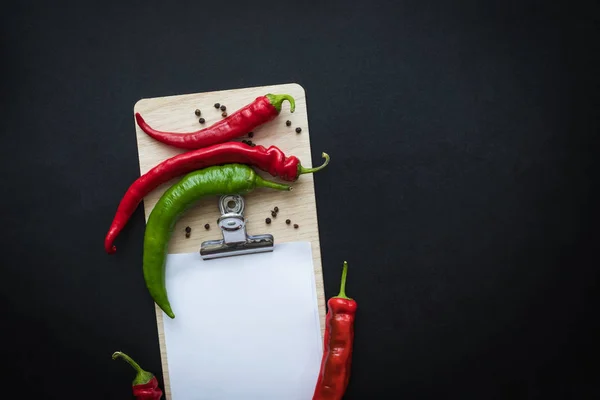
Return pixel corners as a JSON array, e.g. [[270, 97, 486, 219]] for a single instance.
[[200, 195, 274, 260]]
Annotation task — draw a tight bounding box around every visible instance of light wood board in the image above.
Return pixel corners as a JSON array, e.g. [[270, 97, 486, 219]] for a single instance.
[[133, 83, 325, 400]]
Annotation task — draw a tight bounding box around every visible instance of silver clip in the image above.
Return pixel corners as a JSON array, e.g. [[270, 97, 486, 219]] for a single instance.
[[200, 195, 274, 260]]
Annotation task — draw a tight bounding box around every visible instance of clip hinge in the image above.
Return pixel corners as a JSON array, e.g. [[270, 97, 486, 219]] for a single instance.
[[200, 195, 274, 260]]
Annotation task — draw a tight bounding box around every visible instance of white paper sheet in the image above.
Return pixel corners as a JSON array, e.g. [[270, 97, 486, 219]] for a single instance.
[[162, 242, 323, 400]]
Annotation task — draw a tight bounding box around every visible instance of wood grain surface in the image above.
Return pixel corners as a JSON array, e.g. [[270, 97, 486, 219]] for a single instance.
[[133, 83, 325, 399]]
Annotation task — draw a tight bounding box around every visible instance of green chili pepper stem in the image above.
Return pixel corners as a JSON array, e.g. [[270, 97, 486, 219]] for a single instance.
[[335, 261, 351, 300], [265, 93, 296, 113], [255, 175, 293, 191], [299, 152, 330, 175], [112, 351, 155, 386]]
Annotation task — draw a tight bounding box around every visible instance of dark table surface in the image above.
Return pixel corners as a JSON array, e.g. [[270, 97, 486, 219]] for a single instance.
[[2, 1, 598, 399]]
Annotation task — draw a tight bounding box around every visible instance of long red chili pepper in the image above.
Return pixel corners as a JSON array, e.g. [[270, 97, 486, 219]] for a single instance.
[[104, 142, 329, 253], [312, 261, 357, 400], [135, 93, 295, 149], [112, 351, 163, 400]]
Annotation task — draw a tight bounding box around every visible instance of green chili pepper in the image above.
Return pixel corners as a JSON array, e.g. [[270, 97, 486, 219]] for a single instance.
[[143, 164, 292, 318]]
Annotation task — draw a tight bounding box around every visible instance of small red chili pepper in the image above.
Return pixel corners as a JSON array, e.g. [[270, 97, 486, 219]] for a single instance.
[[104, 142, 329, 253], [135, 94, 295, 149], [112, 351, 163, 400], [312, 261, 357, 400]]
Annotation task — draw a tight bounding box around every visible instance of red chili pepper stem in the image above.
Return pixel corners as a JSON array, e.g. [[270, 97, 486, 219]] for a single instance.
[[112, 351, 155, 386], [335, 261, 351, 300], [299, 152, 330, 175], [265, 93, 296, 113]]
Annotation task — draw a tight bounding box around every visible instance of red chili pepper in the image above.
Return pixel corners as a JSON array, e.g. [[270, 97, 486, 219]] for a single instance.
[[312, 261, 357, 400], [135, 94, 295, 149], [104, 142, 329, 253], [112, 351, 163, 400]]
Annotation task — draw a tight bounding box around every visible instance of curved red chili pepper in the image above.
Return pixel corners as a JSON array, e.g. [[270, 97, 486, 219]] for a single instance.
[[312, 261, 357, 400], [135, 94, 295, 149], [104, 142, 329, 253]]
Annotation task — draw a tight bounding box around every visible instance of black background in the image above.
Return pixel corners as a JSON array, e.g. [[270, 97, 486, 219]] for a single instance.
[[2, 1, 599, 399]]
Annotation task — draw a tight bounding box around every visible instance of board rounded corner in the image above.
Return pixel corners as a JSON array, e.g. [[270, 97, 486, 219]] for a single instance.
[[133, 98, 152, 114], [288, 82, 306, 96]]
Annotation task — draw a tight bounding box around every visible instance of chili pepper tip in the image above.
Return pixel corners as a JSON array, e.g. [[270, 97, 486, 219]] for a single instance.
[[255, 175, 292, 191], [299, 152, 330, 175]]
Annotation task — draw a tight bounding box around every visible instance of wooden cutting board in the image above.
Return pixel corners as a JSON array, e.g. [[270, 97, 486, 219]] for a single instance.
[[133, 83, 326, 399]]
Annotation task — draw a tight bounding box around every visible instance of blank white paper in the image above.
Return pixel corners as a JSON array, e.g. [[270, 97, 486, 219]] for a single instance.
[[162, 242, 323, 400]]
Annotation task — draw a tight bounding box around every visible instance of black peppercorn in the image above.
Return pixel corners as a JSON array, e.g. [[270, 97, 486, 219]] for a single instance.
[[274, 206, 279, 213], [204, 223, 210, 230], [214, 103, 220, 109], [199, 117, 205, 124], [185, 232, 191, 238], [220, 105, 226, 111], [293, 224, 299, 229], [271, 211, 277, 218], [295, 127, 302, 133], [286, 120, 291, 127], [185, 226, 191, 233], [222, 111, 228, 118], [195, 109, 201, 116], [285, 219, 291, 225], [248, 132, 254, 138], [266, 217, 272, 224]]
